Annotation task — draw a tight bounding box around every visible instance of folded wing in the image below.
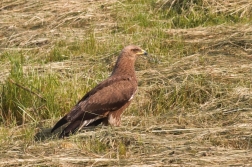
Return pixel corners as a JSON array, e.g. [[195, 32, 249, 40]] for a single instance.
[[51, 75, 137, 138]]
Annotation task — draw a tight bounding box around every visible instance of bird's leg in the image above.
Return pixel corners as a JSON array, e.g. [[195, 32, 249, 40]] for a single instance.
[[108, 113, 121, 126], [102, 117, 109, 126]]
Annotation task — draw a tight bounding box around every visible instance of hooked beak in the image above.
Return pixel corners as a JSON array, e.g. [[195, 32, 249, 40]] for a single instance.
[[136, 49, 148, 56]]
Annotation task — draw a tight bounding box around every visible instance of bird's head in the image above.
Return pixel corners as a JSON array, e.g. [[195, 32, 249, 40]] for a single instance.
[[112, 45, 147, 75], [122, 45, 148, 59]]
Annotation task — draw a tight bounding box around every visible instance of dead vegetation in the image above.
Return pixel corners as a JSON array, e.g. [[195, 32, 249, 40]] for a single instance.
[[1, 0, 252, 166]]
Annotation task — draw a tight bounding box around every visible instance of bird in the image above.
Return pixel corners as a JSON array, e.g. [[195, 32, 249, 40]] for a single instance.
[[51, 45, 147, 138]]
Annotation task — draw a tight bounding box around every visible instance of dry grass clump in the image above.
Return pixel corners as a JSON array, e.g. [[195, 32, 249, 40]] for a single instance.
[[156, 0, 252, 27], [0, 0, 252, 166]]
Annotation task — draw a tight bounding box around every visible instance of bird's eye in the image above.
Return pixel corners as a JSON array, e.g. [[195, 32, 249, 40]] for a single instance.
[[131, 48, 139, 52]]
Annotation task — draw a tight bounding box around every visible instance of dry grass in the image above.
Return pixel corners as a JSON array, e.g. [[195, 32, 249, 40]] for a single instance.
[[1, 0, 252, 166]]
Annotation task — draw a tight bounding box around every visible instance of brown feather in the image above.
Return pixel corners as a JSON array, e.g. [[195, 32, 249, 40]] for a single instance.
[[51, 45, 147, 138]]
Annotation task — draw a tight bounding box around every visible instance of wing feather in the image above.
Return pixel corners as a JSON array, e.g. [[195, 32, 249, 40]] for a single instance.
[[51, 75, 137, 136]]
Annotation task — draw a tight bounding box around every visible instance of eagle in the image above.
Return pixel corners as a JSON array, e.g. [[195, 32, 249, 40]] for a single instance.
[[51, 45, 147, 138]]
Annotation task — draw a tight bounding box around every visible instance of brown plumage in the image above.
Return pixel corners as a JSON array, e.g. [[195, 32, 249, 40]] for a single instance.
[[51, 45, 147, 138]]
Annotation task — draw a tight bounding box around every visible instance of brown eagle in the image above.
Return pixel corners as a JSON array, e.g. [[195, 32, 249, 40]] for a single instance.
[[51, 45, 147, 138]]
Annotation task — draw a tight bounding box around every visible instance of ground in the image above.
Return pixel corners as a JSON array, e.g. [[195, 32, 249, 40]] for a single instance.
[[0, 0, 252, 166]]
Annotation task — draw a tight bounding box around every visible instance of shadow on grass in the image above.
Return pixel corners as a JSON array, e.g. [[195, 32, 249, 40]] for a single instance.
[[34, 127, 58, 141], [34, 125, 100, 141]]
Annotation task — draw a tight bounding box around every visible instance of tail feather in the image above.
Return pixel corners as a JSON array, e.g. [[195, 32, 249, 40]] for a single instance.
[[52, 114, 107, 138], [86, 117, 107, 126], [51, 115, 68, 133], [59, 120, 82, 138]]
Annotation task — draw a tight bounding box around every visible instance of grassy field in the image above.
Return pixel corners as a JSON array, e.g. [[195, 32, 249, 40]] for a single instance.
[[1, 0, 252, 166]]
